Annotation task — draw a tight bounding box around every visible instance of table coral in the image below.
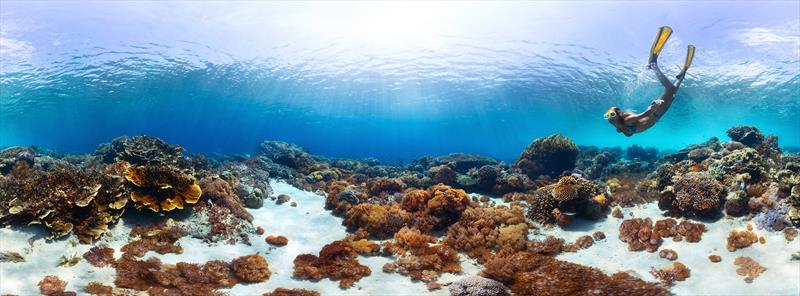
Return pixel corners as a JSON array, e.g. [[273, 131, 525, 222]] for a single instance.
[[125, 164, 201, 212], [231, 253, 271, 283], [293, 240, 371, 289], [727, 229, 759, 252], [514, 134, 579, 178]]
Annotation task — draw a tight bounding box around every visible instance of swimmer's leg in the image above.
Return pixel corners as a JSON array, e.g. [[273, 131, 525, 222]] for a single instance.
[[650, 62, 676, 91]]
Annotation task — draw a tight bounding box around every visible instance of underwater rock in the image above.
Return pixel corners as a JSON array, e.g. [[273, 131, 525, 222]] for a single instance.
[[667, 172, 725, 217], [727, 126, 765, 147], [514, 134, 579, 178], [688, 147, 714, 162], [266, 235, 289, 246], [219, 159, 274, 208], [180, 198, 255, 245], [293, 240, 372, 289], [474, 165, 501, 191], [448, 276, 510, 296], [661, 137, 722, 163]]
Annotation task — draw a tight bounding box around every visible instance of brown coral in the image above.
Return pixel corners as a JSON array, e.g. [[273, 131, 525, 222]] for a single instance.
[[199, 176, 253, 221], [481, 250, 667, 295], [669, 172, 725, 217], [83, 246, 115, 267], [427, 184, 470, 226], [383, 227, 461, 282], [293, 240, 371, 289], [727, 229, 759, 252], [619, 218, 662, 252], [38, 275, 75, 296], [659, 249, 678, 261], [113, 256, 237, 294], [734, 256, 766, 283], [121, 221, 187, 258], [231, 253, 271, 283], [650, 262, 690, 285], [262, 288, 321, 296], [526, 175, 604, 225], [125, 164, 201, 212], [266, 235, 289, 246], [343, 203, 413, 239], [709, 255, 722, 262], [84, 282, 113, 295], [526, 235, 565, 255], [443, 205, 527, 254]]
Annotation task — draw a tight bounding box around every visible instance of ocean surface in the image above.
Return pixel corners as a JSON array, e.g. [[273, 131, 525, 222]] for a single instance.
[[1, 1, 799, 162]]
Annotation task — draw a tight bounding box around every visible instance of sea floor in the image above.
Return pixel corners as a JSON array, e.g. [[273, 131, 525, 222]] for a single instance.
[[1, 180, 799, 295]]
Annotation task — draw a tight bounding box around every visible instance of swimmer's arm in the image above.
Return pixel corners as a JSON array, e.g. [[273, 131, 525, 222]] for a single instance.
[[624, 100, 663, 124]]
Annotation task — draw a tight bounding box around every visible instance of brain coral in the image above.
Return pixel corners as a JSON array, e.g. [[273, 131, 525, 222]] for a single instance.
[[670, 172, 725, 217], [125, 164, 201, 212], [514, 134, 579, 178]]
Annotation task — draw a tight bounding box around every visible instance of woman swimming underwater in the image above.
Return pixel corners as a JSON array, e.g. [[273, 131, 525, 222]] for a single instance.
[[605, 26, 695, 137]]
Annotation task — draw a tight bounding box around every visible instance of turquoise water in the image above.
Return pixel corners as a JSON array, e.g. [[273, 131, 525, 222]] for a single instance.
[[1, 1, 798, 162]]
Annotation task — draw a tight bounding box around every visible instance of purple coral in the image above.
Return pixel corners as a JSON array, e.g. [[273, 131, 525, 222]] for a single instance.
[[754, 204, 790, 232]]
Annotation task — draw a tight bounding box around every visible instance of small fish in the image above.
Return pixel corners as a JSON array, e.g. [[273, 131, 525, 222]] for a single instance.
[[0, 251, 26, 263]]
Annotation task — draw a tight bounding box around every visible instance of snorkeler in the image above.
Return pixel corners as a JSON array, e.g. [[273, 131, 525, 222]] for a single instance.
[[605, 26, 695, 137]]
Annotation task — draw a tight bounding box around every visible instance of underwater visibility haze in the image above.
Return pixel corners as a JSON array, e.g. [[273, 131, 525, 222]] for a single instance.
[[2, 2, 800, 296], [1, 1, 799, 161]]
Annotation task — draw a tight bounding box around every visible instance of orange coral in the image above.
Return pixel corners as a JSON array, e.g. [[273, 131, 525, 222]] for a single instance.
[[443, 205, 527, 253], [125, 165, 201, 212], [293, 240, 371, 289], [401, 189, 431, 212], [343, 203, 412, 239], [727, 229, 759, 252], [383, 227, 461, 283], [266, 235, 289, 246], [231, 254, 271, 283]]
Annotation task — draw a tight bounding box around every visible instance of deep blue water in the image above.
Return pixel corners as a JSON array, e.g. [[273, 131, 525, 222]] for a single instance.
[[1, 2, 799, 162]]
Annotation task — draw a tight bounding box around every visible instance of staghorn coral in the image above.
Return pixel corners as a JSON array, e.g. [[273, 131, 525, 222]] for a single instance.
[[83, 246, 115, 267], [125, 164, 201, 212], [481, 250, 667, 295], [734, 256, 766, 283], [262, 288, 321, 296], [231, 253, 271, 282], [448, 276, 510, 296], [0, 161, 128, 243], [266, 235, 289, 246], [727, 229, 759, 252], [514, 134, 579, 178], [668, 172, 725, 217], [38, 275, 76, 296], [650, 262, 690, 285], [293, 240, 371, 289]]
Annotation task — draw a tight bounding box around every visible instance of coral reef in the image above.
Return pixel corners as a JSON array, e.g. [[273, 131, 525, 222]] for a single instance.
[[121, 221, 188, 258], [526, 175, 604, 225], [383, 227, 462, 283], [259, 141, 317, 174], [125, 164, 201, 212], [343, 203, 413, 239], [667, 172, 725, 217], [709, 255, 722, 262], [444, 205, 527, 256], [626, 145, 658, 162], [199, 176, 253, 221], [514, 134, 579, 178], [94, 135, 185, 167], [293, 240, 372, 289], [448, 276, 510, 296]]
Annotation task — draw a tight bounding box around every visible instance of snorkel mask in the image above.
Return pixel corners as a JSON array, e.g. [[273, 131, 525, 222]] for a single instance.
[[604, 110, 617, 120]]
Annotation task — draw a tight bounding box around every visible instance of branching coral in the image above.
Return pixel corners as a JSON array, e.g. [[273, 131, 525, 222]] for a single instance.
[[293, 240, 372, 289], [481, 251, 668, 295], [125, 164, 201, 212], [514, 134, 579, 178]]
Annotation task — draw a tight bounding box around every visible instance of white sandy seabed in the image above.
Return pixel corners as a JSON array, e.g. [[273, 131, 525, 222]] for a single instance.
[[1, 180, 799, 295]]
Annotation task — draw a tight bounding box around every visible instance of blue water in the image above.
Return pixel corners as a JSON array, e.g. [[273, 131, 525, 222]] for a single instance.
[[1, 2, 799, 162]]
